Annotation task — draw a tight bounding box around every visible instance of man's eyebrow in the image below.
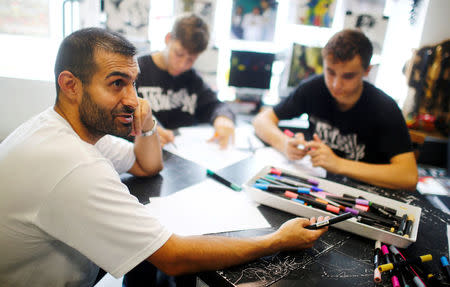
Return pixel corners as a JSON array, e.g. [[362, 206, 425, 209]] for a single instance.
[[105, 71, 131, 80]]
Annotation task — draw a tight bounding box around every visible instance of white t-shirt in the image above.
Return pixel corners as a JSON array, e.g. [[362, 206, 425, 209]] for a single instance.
[[0, 107, 172, 287]]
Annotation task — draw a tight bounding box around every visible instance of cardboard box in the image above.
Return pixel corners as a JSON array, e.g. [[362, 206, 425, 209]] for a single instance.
[[244, 166, 421, 248]]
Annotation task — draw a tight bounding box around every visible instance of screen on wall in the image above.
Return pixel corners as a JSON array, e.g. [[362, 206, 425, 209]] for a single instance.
[[228, 50, 275, 90]]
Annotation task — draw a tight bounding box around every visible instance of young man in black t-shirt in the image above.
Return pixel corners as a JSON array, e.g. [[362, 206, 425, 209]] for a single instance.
[[253, 29, 418, 190], [136, 14, 235, 148]]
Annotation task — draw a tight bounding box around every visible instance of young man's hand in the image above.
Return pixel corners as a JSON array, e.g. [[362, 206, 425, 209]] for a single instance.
[[209, 116, 235, 149], [284, 132, 308, 160], [306, 134, 342, 174]]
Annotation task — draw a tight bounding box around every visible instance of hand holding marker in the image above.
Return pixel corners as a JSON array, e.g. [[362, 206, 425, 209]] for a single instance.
[[305, 212, 352, 230]]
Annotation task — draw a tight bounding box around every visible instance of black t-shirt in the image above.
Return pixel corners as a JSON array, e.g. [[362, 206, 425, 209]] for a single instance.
[[136, 55, 235, 129], [273, 75, 412, 164]]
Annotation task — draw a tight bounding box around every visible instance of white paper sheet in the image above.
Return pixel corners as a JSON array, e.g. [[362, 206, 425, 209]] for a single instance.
[[252, 147, 327, 178], [146, 179, 271, 236], [163, 125, 258, 170]]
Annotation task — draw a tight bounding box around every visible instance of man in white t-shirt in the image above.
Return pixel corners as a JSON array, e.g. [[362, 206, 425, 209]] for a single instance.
[[0, 27, 328, 287]]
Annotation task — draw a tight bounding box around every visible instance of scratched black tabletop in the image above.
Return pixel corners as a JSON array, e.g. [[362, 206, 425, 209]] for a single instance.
[[123, 151, 450, 287]]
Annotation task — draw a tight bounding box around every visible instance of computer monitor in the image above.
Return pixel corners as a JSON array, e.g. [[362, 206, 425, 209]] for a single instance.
[[228, 50, 275, 100], [287, 43, 323, 87]]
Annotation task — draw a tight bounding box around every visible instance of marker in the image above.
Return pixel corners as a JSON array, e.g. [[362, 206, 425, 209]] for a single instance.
[[397, 214, 408, 236], [403, 219, 414, 238], [206, 169, 242, 191], [441, 256, 450, 281], [389, 245, 426, 287], [381, 245, 401, 287], [270, 168, 319, 186], [283, 129, 294, 137], [284, 191, 341, 214], [305, 212, 352, 229], [390, 251, 409, 287], [374, 241, 382, 283], [357, 216, 395, 232], [378, 254, 433, 272], [265, 174, 322, 191]]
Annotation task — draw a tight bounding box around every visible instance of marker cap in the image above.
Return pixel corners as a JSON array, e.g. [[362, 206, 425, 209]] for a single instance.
[[391, 275, 400, 287], [381, 245, 389, 255], [284, 191, 298, 199], [441, 256, 449, 266], [374, 267, 382, 283]]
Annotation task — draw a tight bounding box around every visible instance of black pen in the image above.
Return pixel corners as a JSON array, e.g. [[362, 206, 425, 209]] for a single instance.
[[206, 169, 242, 191], [305, 212, 353, 230]]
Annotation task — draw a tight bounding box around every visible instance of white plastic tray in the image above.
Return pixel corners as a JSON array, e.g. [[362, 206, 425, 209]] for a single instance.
[[244, 166, 422, 248]]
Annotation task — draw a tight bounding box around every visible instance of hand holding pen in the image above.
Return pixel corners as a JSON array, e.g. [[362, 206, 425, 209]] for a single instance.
[[283, 130, 308, 160], [305, 134, 342, 174]]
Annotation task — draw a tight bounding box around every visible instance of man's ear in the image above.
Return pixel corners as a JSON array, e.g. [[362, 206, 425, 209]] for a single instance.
[[57, 71, 82, 103], [164, 32, 172, 45], [364, 65, 372, 77]]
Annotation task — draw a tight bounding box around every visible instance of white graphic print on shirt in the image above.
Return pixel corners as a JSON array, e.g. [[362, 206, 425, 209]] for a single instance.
[[138, 87, 197, 114], [314, 120, 365, 161]]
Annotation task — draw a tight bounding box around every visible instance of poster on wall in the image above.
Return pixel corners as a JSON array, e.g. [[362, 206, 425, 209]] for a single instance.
[[175, 0, 216, 40], [0, 0, 49, 36], [288, 43, 323, 87], [230, 0, 278, 42], [289, 0, 336, 28], [104, 0, 150, 42], [343, 11, 389, 55]]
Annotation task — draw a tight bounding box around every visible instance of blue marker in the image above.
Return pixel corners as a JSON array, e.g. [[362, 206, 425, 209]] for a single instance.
[[441, 256, 450, 281]]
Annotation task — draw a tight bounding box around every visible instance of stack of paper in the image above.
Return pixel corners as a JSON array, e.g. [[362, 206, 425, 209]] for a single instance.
[[146, 179, 271, 236]]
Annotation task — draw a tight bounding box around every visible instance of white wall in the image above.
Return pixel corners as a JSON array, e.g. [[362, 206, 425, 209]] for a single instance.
[[419, 0, 450, 47], [0, 77, 55, 140]]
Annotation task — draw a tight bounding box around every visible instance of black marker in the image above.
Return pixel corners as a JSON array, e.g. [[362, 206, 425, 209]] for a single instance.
[[206, 169, 242, 191], [305, 212, 353, 230]]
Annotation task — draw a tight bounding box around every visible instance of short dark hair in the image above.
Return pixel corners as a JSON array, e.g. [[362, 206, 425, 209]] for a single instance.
[[171, 14, 209, 54], [322, 29, 373, 69], [54, 27, 137, 98]]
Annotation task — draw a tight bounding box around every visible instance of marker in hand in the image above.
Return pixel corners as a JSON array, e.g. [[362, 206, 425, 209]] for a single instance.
[[305, 212, 353, 230]]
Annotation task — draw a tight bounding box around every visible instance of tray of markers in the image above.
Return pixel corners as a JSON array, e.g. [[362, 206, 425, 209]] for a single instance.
[[244, 166, 422, 248]]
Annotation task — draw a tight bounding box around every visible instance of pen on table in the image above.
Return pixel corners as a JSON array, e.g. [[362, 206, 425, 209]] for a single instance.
[[381, 245, 401, 287], [373, 241, 382, 283], [441, 256, 450, 281], [389, 245, 427, 287], [206, 169, 242, 191], [305, 212, 352, 230]]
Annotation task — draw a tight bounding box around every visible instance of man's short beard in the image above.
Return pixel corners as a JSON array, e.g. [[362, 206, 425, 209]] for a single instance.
[[79, 90, 132, 139]]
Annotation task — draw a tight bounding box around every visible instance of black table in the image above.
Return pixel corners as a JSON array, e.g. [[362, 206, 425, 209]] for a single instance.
[[123, 151, 450, 287]]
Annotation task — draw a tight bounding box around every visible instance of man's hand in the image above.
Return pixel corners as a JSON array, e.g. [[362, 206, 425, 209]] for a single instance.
[[306, 134, 342, 174], [284, 133, 308, 160], [131, 98, 152, 137], [275, 215, 328, 251], [209, 116, 235, 149], [157, 126, 175, 147]]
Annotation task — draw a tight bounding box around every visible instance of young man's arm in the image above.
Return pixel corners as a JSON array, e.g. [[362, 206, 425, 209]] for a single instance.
[[306, 135, 418, 190], [128, 98, 163, 177], [252, 108, 308, 160], [147, 216, 327, 276]]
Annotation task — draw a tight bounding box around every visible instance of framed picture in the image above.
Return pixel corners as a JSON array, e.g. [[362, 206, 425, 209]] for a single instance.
[[344, 11, 389, 55], [289, 0, 336, 28], [0, 0, 49, 36], [230, 0, 278, 42], [104, 0, 150, 41], [288, 43, 323, 87]]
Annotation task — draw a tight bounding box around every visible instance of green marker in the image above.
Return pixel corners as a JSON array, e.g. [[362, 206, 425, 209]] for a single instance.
[[206, 169, 242, 191]]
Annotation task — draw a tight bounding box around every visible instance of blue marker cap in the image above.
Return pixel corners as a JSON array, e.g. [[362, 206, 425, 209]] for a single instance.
[[256, 179, 271, 185], [297, 187, 310, 195], [253, 183, 268, 190], [291, 198, 305, 205], [441, 256, 449, 266], [311, 186, 323, 192]]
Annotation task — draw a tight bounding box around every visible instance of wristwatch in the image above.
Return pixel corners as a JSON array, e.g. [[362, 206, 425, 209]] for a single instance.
[[141, 115, 158, 137]]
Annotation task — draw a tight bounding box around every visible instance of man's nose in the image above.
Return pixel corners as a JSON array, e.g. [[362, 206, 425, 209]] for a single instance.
[[122, 86, 138, 109]]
